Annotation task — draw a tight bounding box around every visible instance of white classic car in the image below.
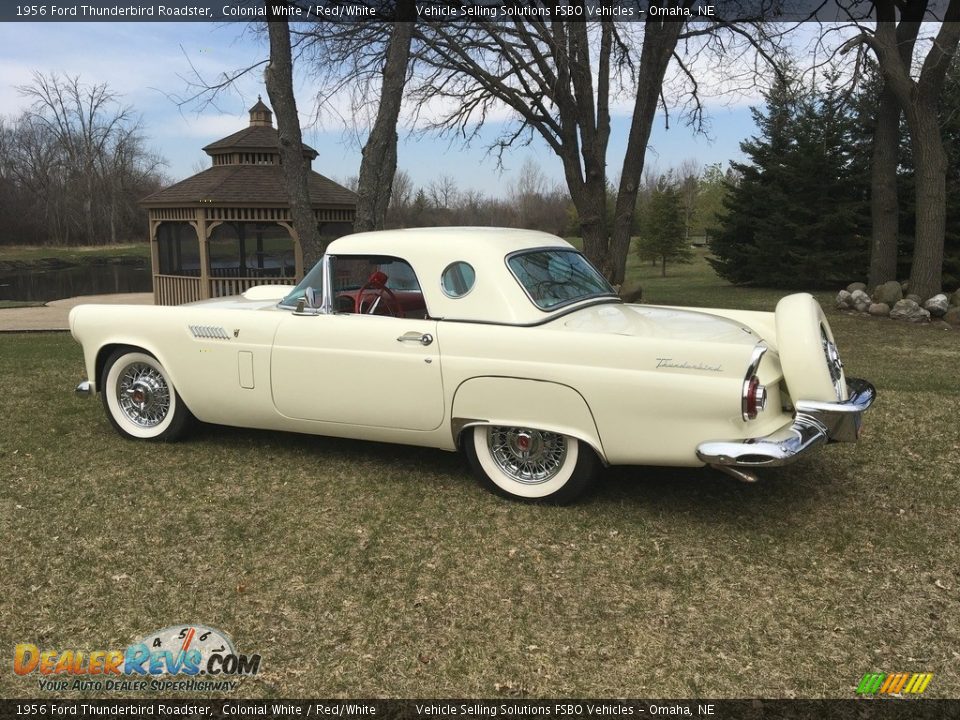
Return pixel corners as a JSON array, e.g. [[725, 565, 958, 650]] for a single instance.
[[71, 227, 875, 503]]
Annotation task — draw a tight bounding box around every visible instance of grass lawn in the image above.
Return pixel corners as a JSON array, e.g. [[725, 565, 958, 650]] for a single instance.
[[0, 243, 150, 265], [0, 300, 46, 309], [1, 252, 958, 700]]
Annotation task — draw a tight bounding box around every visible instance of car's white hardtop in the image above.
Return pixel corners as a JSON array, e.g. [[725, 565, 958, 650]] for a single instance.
[[326, 227, 616, 325]]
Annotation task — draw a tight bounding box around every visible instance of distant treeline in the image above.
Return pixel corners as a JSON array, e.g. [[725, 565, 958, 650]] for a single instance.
[[0, 73, 166, 247]]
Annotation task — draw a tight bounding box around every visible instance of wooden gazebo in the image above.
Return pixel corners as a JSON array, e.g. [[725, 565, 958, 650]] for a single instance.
[[141, 98, 357, 305]]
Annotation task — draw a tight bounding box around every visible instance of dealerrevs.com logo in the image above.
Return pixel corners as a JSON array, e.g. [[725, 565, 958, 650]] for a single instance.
[[13, 625, 260, 693], [856, 672, 933, 696]]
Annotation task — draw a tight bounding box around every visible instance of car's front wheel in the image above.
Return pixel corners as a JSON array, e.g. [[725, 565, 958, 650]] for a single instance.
[[101, 349, 191, 441], [464, 425, 598, 504]]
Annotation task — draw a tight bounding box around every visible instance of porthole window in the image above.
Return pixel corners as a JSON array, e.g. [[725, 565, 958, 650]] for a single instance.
[[440, 261, 476, 298]]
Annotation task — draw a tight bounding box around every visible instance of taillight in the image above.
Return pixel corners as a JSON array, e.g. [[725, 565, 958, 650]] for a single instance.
[[743, 374, 768, 420]]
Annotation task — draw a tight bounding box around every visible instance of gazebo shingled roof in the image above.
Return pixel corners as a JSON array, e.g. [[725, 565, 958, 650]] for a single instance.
[[201, 125, 319, 156], [141, 164, 355, 206], [142, 97, 356, 305]]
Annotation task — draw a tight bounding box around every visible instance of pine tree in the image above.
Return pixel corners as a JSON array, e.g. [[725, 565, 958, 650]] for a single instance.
[[709, 70, 870, 288], [636, 176, 693, 277]]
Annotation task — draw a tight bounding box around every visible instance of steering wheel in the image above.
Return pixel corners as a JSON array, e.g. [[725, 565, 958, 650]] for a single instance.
[[355, 271, 403, 317]]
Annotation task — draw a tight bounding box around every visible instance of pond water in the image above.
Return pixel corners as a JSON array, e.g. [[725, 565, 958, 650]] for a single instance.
[[0, 264, 152, 303]]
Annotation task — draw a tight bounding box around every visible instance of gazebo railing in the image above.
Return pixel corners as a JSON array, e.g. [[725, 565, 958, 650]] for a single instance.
[[155, 274, 297, 305], [211, 276, 297, 298], [155, 275, 203, 305]]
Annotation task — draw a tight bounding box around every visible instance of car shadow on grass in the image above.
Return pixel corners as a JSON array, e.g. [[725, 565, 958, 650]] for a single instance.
[[187, 420, 840, 527], [594, 460, 845, 525]]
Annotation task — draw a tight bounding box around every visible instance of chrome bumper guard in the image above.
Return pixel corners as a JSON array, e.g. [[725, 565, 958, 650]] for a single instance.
[[76, 380, 93, 397], [697, 378, 876, 468]]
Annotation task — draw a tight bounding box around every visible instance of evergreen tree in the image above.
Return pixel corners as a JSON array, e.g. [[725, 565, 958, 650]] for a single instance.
[[636, 177, 693, 277], [709, 71, 870, 288]]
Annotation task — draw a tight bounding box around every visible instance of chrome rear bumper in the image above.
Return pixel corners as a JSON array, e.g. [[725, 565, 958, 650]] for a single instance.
[[696, 378, 876, 470], [76, 380, 94, 397]]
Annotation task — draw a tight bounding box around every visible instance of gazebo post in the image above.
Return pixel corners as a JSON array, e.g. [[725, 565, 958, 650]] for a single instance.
[[279, 221, 303, 278], [149, 215, 161, 305], [195, 209, 211, 299]]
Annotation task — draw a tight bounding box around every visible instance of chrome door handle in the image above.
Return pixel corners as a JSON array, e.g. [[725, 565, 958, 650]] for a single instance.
[[397, 331, 433, 346]]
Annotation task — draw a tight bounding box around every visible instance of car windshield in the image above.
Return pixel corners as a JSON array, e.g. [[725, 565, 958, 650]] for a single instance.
[[507, 249, 616, 310]]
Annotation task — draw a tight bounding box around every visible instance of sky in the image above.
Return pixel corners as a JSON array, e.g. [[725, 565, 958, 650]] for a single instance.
[[0, 21, 761, 196]]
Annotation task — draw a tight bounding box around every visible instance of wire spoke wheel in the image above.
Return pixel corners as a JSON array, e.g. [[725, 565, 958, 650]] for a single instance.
[[465, 424, 597, 503], [487, 426, 568, 485], [116, 362, 171, 428], [102, 349, 191, 441]]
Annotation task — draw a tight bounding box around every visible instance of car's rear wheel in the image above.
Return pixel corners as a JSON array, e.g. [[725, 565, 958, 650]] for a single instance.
[[464, 425, 597, 504], [775, 293, 848, 403], [101, 349, 191, 441]]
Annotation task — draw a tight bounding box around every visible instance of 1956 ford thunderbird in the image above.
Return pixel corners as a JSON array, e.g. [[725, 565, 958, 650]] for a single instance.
[[71, 227, 875, 503]]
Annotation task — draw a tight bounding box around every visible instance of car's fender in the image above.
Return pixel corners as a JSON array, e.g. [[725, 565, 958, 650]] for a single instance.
[[451, 376, 607, 463]]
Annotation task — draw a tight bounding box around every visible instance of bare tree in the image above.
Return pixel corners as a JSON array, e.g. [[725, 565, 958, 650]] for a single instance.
[[843, 2, 960, 298], [11, 72, 164, 246], [428, 174, 459, 209], [409, 11, 781, 284], [264, 1, 324, 267]]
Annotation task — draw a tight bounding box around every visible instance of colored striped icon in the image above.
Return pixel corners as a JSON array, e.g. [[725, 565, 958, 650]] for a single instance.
[[856, 672, 933, 695]]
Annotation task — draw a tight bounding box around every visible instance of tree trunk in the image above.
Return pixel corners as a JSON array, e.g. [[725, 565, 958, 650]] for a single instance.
[[264, 6, 324, 269], [576, 184, 611, 277], [354, 4, 413, 233], [661, 256, 666, 277], [609, 20, 683, 286], [907, 101, 947, 300], [867, 85, 900, 288]]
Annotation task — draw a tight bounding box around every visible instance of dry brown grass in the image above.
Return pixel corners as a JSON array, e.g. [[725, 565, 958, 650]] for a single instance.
[[1, 257, 958, 699]]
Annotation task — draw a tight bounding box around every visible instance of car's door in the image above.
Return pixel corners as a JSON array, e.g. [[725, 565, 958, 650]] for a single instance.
[[270, 256, 444, 431]]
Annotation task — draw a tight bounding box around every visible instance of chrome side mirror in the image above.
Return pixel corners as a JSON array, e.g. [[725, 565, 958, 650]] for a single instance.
[[294, 287, 319, 315]]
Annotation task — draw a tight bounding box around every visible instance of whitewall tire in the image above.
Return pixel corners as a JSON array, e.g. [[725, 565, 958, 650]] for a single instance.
[[464, 425, 598, 504], [101, 349, 191, 441], [775, 293, 848, 403]]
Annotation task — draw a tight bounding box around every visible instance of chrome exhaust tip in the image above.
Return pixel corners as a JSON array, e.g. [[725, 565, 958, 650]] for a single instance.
[[710, 464, 758, 483]]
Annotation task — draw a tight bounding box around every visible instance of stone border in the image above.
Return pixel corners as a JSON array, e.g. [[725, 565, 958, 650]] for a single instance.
[[836, 282, 960, 326]]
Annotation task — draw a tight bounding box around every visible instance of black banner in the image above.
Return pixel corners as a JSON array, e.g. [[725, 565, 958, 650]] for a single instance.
[[2, 699, 959, 720], [1, 0, 957, 24]]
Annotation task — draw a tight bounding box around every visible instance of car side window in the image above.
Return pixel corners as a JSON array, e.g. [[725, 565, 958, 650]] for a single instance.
[[440, 261, 476, 298], [332, 255, 429, 319]]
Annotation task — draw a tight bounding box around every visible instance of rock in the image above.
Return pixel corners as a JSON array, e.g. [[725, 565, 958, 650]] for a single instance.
[[846, 282, 867, 293], [923, 294, 950, 317], [901, 281, 910, 292], [836, 290, 852, 309], [850, 289, 872, 312], [889, 299, 930, 322], [868, 303, 890, 317], [906, 293, 922, 305], [944, 307, 960, 326], [951, 289, 960, 307], [872, 280, 903, 306]]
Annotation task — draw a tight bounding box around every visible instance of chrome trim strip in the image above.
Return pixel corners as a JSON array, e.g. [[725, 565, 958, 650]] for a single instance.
[[697, 377, 876, 469], [321, 254, 333, 315]]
